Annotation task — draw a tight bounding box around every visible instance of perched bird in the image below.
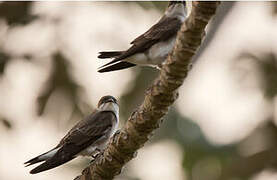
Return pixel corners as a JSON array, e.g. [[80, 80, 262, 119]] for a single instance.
[[98, 1, 187, 73], [24, 95, 119, 174]]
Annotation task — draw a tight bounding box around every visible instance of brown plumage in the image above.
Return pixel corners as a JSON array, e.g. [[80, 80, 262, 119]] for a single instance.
[[25, 96, 119, 174], [98, 1, 187, 73]]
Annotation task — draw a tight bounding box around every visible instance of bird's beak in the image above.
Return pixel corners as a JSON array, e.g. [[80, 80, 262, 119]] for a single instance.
[[107, 99, 117, 104]]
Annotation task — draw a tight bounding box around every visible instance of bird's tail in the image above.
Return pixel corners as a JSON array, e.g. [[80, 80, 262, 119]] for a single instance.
[[97, 51, 136, 72], [98, 61, 136, 73], [98, 51, 123, 59], [29, 155, 75, 174], [24, 148, 59, 167]]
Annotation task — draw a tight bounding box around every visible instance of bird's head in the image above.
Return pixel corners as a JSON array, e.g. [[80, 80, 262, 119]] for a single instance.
[[165, 1, 187, 18], [98, 95, 119, 116]]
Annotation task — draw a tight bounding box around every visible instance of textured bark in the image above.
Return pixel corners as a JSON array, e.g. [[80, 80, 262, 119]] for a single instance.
[[75, 2, 220, 180]]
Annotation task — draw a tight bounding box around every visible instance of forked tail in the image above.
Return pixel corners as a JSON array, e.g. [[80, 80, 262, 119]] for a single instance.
[[98, 51, 123, 59]]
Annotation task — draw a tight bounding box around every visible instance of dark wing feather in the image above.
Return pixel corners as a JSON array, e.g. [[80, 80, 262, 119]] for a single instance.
[[99, 16, 182, 67], [29, 111, 116, 174], [118, 17, 182, 60], [98, 51, 123, 59], [24, 148, 57, 167], [130, 17, 181, 45], [98, 61, 136, 73]]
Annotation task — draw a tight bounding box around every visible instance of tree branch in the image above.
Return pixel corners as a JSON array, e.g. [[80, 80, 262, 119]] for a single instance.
[[76, 2, 220, 180]]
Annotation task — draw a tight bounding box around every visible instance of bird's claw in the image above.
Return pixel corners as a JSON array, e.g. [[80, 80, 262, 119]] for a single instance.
[[114, 130, 121, 136], [90, 148, 104, 163]]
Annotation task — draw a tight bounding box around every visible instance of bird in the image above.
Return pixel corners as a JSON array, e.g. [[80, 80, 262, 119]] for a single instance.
[[97, 1, 187, 73], [24, 95, 119, 174]]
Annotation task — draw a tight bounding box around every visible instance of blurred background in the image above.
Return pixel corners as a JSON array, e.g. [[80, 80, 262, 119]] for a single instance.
[[1, 1, 277, 180]]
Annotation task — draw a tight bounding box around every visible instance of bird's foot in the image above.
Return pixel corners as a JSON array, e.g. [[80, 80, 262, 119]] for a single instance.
[[157, 64, 162, 70], [90, 149, 104, 163], [90, 158, 96, 164], [111, 129, 121, 143], [114, 130, 121, 136]]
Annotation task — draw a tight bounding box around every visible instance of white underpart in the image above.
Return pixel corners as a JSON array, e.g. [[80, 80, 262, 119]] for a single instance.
[[147, 36, 177, 65], [126, 53, 149, 66], [79, 102, 119, 156], [100, 102, 119, 138], [126, 3, 186, 67], [78, 134, 110, 156], [79, 134, 118, 157], [38, 102, 120, 158], [126, 36, 177, 67], [166, 3, 187, 21], [99, 102, 119, 120]]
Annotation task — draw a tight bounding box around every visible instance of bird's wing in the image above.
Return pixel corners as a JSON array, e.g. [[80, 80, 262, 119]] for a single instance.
[[120, 17, 182, 59], [29, 111, 116, 174], [130, 16, 181, 45], [60, 111, 116, 146], [100, 16, 182, 66]]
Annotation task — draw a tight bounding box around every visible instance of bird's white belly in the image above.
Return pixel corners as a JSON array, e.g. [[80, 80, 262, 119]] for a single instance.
[[147, 36, 176, 65], [127, 53, 149, 66], [78, 122, 118, 157], [80, 145, 97, 156], [126, 36, 176, 67], [79, 142, 107, 156]]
